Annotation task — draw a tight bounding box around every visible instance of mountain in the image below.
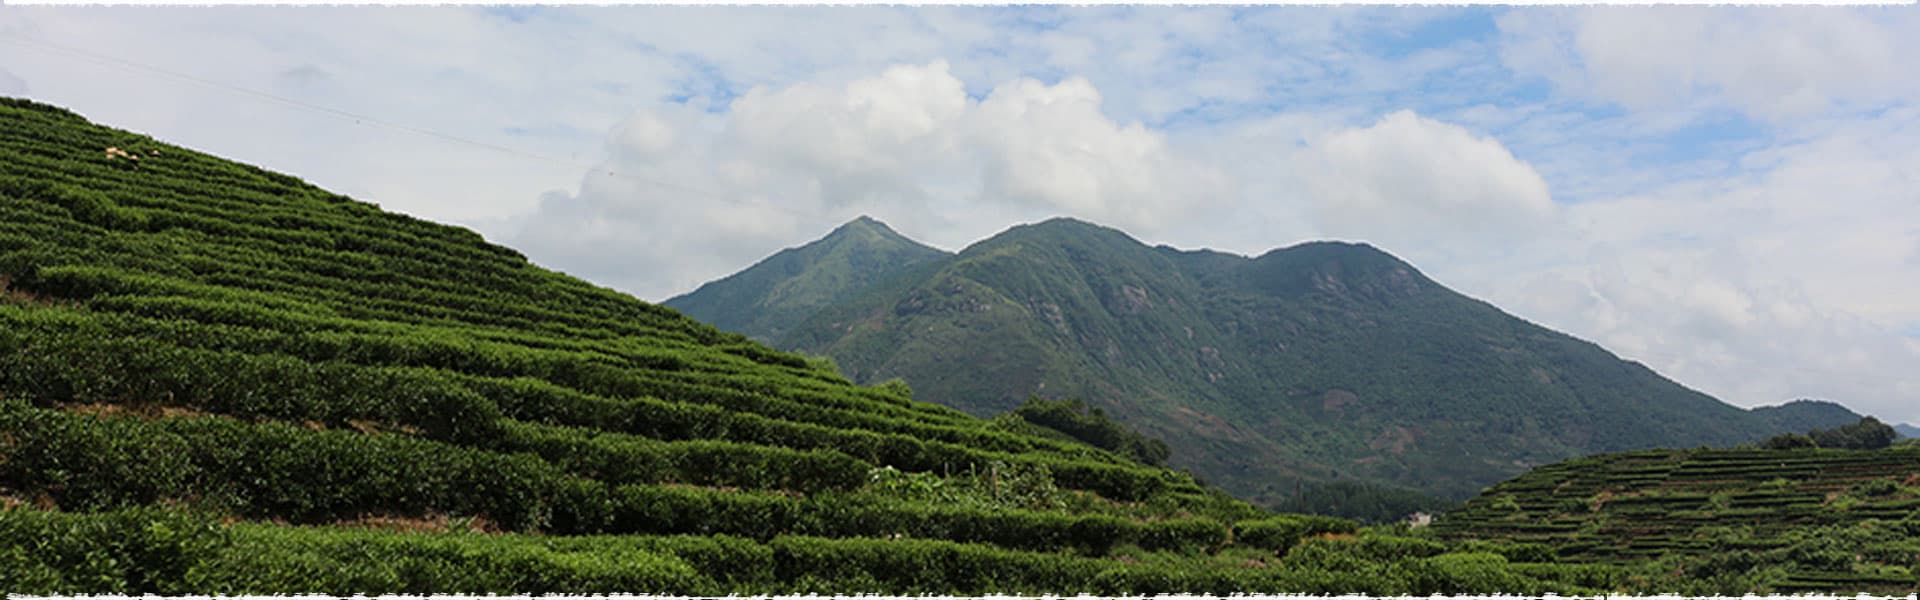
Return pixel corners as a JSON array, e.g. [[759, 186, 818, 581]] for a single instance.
[[664, 216, 948, 342], [1897, 423, 1920, 439], [1433, 444, 1920, 594], [0, 96, 1669, 594], [728, 217, 1862, 501], [1750, 399, 1871, 434]]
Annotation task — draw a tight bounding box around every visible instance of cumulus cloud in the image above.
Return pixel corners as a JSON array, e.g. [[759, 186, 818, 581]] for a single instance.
[[1297, 110, 1557, 260], [970, 76, 1234, 227], [1498, 8, 1917, 120], [500, 60, 1233, 300], [1446, 105, 1920, 424], [6, 5, 1916, 426], [1477, 244, 1920, 425]]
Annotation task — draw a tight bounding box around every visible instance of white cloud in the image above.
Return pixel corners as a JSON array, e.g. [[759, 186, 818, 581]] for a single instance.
[[4, 5, 1916, 427], [499, 60, 1233, 300], [969, 76, 1234, 228], [1499, 8, 1917, 121], [1474, 244, 1920, 425], [1297, 110, 1557, 261], [1444, 105, 1920, 424]]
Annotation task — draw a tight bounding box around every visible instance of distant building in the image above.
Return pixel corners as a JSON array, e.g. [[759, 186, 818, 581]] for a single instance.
[[1406, 512, 1433, 528]]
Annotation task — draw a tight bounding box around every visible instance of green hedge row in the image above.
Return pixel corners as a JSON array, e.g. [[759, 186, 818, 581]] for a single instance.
[[0, 506, 715, 595], [1234, 513, 1359, 550], [0, 400, 559, 529], [0, 401, 1215, 553], [494, 419, 872, 493], [0, 505, 1615, 595], [0, 291, 1016, 454], [0, 325, 500, 442], [550, 482, 1229, 554], [0, 313, 1165, 499], [471, 374, 1182, 501]]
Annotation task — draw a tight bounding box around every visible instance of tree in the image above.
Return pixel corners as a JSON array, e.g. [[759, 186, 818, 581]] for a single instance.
[[1806, 417, 1898, 450], [1009, 397, 1172, 466], [1764, 433, 1816, 450]]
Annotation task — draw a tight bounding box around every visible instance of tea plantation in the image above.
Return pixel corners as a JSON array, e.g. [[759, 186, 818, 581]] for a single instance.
[[1434, 444, 1920, 594], [0, 96, 1638, 594], [0, 95, 1909, 595]]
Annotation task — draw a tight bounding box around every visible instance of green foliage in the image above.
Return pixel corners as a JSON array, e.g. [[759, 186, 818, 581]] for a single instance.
[[1269, 479, 1459, 523], [1808, 417, 1900, 450], [1766, 417, 1898, 451], [875, 378, 913, 400], [1233, 514, 1357, 551], [1434, 444, 1920, 594], [1011, 397, 1172, 466], [732, 216, 1862, 504], [1765, 433, 1817, 449], [0, 96, 1897, 595], [663, 215, 949, 343]]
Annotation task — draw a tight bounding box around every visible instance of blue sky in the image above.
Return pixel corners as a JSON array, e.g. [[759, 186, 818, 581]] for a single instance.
[[0, 5, 1917, 425]]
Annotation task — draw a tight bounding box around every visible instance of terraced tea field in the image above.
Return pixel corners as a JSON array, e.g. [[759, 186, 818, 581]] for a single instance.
[[1434, 445, 1920, 593], [0, 96, 1642, 594]]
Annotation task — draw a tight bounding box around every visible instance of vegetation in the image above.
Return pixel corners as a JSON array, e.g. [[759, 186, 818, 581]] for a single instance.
[[1011, 397, 1171, 466], [1809, 417, 1900, 450], [1763, 417, 1898, 450], [1896, 422, 1920, 439], [663, 216, 948, 343], [1269, 480, 1460, 524], [1434, 444, 1920, 594], [692, 215, 1863, 502], [0, 96, 1660, 594], [1752, 398, 1874, 434]]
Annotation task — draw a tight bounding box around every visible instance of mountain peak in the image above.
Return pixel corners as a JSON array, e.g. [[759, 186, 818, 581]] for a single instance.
[[1261, 240, 1400, 263], [979, 216, 1143, 250], [1025, 216, 1120, 234], [1749, 398, 1868, 434], [1239, 240, 1432, 301], [665, 215, 948, 341], [828, 215, 907, 241], [838, 214, 884, 230]]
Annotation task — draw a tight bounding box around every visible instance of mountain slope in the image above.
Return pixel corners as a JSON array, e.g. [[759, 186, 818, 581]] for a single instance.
[[1433, 444, 1920, 594], [0, 96, 1659, 595], [764, 218, 1861, 501], [1750, 399, 1869, 434], [1898, 423, 1920, 439], [664, 216, 948, 342]]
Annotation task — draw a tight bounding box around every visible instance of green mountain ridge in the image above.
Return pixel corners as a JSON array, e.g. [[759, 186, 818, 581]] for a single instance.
[[1750, 399, 1875, 434], [676, 216, 1865, 503], [663, 216, 949, 343], [0, 95, 1249, 593], [2, 96, 1907, 595]]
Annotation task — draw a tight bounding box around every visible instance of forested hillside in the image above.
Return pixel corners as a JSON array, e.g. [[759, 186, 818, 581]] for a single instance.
[[752, 217, 1862, 502], [0, 96, 1646, 594], [665, 216, 949, 343]]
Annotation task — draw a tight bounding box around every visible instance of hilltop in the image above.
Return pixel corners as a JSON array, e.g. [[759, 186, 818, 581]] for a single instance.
[[678, 216, 1864, 505], [665, 216, 949, 343], [0, 96, 1648, 594], [1751, 399, 1874, 434]]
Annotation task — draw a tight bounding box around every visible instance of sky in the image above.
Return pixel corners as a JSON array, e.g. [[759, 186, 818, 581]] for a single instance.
[[2, 6, 1917, 426]]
